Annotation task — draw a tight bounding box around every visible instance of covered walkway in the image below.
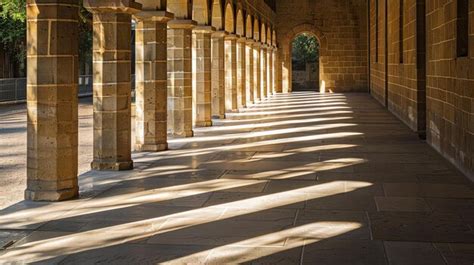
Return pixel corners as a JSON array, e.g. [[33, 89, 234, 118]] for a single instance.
[[0, 92, 473, 264]]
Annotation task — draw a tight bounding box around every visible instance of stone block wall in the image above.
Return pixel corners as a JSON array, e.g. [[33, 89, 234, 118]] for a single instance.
[[425, 0, 473, 178], [276, 0, 368, 93], [370, 0, 473, 178], [369, 0, 387, 104]]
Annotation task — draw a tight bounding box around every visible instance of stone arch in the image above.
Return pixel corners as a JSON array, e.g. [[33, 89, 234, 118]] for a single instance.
[[272, 30, 277, 46], [211, 0, 223, 30], [224, 3, 234, 33], [193, 0, 209, 25], [260, 23, 266, 44], [281, 23, 328, 93], [267, 25, 272, 45], [253, 18, 260, 41], [236, 9, 244, 36], [245, 14, 253, 38], [167, 0, 190, 19]]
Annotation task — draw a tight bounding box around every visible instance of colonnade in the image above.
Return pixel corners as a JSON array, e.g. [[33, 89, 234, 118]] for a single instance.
[[25, 0, 279, 201]]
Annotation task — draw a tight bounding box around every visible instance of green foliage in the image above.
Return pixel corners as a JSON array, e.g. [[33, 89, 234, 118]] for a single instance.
[[0, 0, 93, 76], [0, 0, 27, 75], [292, 33, 319, 70], [79, 0, 93, 75]]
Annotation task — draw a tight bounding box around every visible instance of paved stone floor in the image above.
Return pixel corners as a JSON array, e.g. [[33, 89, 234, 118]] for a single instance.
[[0, 92, 473, 264], [0, 98, 95, 209]]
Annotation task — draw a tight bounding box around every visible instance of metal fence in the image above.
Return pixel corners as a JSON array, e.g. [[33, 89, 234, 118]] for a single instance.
[[0, 75, 136, 104]]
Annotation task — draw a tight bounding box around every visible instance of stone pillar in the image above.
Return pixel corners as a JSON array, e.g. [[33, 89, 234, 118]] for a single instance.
[[260, 44, 268, 99], [167, 19, 196, 137], [211, 31, 226, 119], [135, 11, 173, 152], [236, 37, 246, 109], [271, 47, 276, 95], [192, 26, 214, 127], [26, 0, 79, 201], [267, 46, 273, 96], [253, 42, 261, 101], [224, 34, 238, 112], [85, 1, 141, 171], [274, 47, 282, 93], [245, 39, 255, 105]]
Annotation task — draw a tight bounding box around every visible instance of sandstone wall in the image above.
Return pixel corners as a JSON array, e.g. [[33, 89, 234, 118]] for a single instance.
[[275, 0, 368, 93]]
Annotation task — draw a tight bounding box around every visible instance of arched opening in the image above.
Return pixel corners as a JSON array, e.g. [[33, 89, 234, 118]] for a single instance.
[[167, 0, 189, 19], [193, 0, 209, 25], [260, 23, 266, 44], [211, 0, 223, 30], [246, 15, 253, 38], [236, 9, 244, 36], [291, 33, 320, 91], [266, 26, 271, 45], [224, 3, 234, 33], [253, 19, 260, 41]]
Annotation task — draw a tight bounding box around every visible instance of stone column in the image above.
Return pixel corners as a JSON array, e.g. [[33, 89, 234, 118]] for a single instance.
[[167, 19, 196, 137], [253, 42, 261, 101], [224, 34, 238, 112], [26, 0, 79, 201], [245, 39, 255, 105], [271, 47, 277, 95], [135, 11, 173, 152], [192, 26, 214, 127], [236, 37, 247, 109], [274, 47, 282, 93], [260, 44, 268, 99], [85, 1, 141, 171], [211, 31, 226, 119], [267, 46, 273, 96]]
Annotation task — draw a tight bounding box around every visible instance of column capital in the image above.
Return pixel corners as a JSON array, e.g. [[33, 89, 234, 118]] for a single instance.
[[168, 19, 197, 29], [252, 41, 262, 48], [225, 34, 238, 40], [134, 10, 174, 22], [193, 25, 216, 33], [212, 30, 228, 38], [83, 0, 142, 14], [237, 36, 248, 43], [245, 38, 255, 45]]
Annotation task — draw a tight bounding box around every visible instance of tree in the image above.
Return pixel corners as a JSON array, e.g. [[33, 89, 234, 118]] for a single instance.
[[292, 33, 319, 70], [0, 0, 26, 76], [0, 0, 93, 77]]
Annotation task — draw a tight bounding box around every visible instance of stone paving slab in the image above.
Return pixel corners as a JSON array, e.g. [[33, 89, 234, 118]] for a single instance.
[[0, 92, 473, 264]]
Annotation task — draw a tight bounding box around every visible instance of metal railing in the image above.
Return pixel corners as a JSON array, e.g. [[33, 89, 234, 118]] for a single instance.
[[0, 75, 136, 104]]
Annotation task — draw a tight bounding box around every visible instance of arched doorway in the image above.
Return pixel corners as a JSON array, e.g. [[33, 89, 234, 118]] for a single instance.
[[291, 33, 319, 91]]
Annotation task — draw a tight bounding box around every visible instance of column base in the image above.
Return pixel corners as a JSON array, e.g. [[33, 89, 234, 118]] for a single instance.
[[91, 160, 134, 171], [195, 121, 213, 127], [25, 187, 79, 201], [170, 130, 194, 138], [212, 114, 225, 119], [135, 143, 168, 152]]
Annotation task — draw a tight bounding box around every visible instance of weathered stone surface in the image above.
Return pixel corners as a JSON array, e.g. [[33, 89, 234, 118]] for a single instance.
[[253, 42, 262, 101], [224, 34, 238, 112], [192, 26, 214, 127], [211, 31, 226, 119], [26, 0, 80, 201], [86, 4, 138, 171], [260, 45, 268, 99], [134, 11, 172, 152], [236, 37, 247, 109], [245, 39, 255, 104], [276, 0, 368, 93], [167, 19, 196, 137]]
